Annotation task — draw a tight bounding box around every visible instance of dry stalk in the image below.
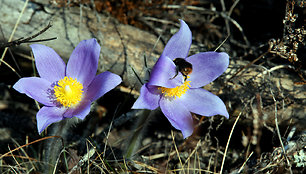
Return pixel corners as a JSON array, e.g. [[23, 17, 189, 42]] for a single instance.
[[269, 88, 293, 174], [0, 0, 29, 66], [219, 110, 242, 173]]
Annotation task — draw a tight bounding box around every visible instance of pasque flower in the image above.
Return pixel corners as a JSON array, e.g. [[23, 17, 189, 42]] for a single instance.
[[132, 20, 229, 138], [13, 39, 122, 134]]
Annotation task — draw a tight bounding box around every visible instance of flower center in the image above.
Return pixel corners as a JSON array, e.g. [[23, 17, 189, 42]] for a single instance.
[[158, 77, 191, 99], [53, 76, 83, 107]]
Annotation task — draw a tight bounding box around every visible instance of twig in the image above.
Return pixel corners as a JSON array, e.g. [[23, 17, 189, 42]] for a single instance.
[[238, 151, 253, 173], [0, 22, 56, 48], [11, 138, 37, 171], [162, 4, 249, 47], [183, 140, 201, 167], [269, 88, 293, 174], [219, 12, 249, 47], [0, 59, 21, 78], [162, 5, 215, 15], [0, 25, 21, 73], [0, 0, 29, 66], [219, 109, 243, 173], [87, 140, 111, 173], [220, 0, 230, 36], [140, 16, 177, 26], [228, 0, 241, 16], [171, 131, 185, 174], [52, 148, 67, 174], [7, 145, 21, 170], [68, 145, 96, 174], [256, 65, 294, 78], [130, 65, 144, 85], [0, 136, 62, 160], [113, 23, 127, 77], [227, 50, 270, 82], [214, 34, 230, 52], [69, 110, 138, 172]]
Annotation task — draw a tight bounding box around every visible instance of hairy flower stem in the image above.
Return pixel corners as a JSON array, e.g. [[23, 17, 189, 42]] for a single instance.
[[125, 110, 153, 159], [45, 119, 74, 173]]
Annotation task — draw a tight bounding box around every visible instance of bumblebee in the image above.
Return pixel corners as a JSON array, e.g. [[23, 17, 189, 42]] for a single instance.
[[171, 58, 193, 81]]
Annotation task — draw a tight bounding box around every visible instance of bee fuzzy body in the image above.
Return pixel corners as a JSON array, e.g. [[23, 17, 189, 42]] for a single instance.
[[171, 58, 193, 81]]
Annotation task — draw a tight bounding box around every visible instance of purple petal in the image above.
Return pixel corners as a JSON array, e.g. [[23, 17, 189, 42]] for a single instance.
[[161, 20, 192, 60], [63, 99, 91, 120], [132, 84, 160, 110], [178, 88, 229, 118], [186, 52, 229, 88], [85, 71, 122, 102], [66, 39, 100, 88], [160, 97, 194, 138], [148, 55, 183, 88], [30, 44, 66, 82], [36, 106, 66, 134], [13, 77, 56, 106]]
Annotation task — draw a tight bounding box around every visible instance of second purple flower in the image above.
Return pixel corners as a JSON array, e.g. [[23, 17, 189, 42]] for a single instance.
[[132, 20, 229, 138]]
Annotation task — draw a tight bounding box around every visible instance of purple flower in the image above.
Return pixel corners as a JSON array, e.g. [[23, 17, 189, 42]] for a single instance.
[[132, 20, 229, 138], [13, 39, 122, 134]]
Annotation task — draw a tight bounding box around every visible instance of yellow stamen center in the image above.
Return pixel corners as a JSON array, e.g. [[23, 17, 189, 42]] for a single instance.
[[54, 76, 83, 107], [158, 78, 191, 99]]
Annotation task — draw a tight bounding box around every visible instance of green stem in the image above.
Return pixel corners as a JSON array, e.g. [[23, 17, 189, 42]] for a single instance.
[[45, 119, 71, 174], [125, 110, 152, 159]]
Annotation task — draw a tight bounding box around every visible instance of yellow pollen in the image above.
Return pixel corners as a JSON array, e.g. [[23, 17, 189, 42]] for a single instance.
[[158, 78, 191, 99], [54, 76, 83, 107]]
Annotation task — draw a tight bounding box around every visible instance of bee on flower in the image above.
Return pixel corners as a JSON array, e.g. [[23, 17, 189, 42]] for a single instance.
[[132, 20, 229, 138]]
